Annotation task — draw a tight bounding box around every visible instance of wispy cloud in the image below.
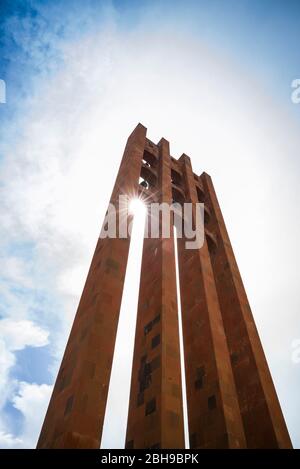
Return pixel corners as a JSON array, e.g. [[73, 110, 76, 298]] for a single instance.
[[0, 318, 49, 443], [0, 430, 22, 449], [0, 381, 53, 448]]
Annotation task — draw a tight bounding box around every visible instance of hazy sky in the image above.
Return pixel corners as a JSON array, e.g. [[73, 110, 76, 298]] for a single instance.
[[0, 0, 299, 448]]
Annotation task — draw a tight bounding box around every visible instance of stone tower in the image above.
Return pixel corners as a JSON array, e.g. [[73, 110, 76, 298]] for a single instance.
[[37, 124, 292, 449]]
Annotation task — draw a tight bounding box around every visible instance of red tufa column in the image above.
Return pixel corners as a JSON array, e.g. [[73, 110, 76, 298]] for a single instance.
[[176, 154, 246, 449], [200, 172, 292, 448], [125, 138, 185, 449], [37, 124, 146, 448]]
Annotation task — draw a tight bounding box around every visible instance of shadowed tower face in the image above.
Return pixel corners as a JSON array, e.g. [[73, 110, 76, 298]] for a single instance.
[[37, 124, 292, 449]]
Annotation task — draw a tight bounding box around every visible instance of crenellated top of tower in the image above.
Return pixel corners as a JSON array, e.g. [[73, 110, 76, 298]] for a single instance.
[[143, 135, 208, 202]]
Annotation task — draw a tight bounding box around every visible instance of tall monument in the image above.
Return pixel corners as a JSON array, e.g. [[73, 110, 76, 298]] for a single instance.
[[37, 124, 292, 449]]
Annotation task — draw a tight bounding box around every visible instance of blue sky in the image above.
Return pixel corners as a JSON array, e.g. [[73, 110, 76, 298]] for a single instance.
[[0, 0, 299, 448]]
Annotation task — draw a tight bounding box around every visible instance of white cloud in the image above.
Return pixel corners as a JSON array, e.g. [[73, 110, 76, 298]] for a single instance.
[[0, 381, 53, 449], [0, 319, 49, 351], [0, 257, 33, 290], [11, 381, 53, 449], [0, 319, 49, 395], [0, 340, 16, 408]]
